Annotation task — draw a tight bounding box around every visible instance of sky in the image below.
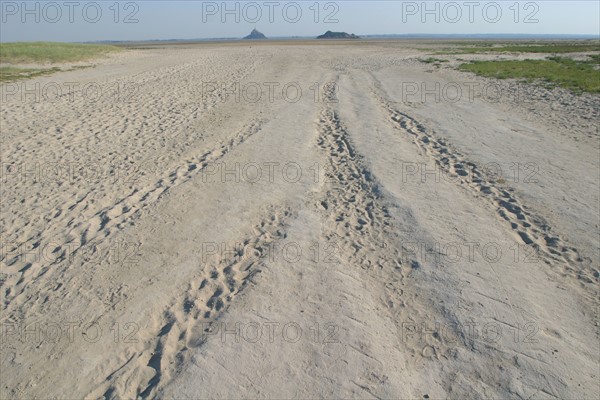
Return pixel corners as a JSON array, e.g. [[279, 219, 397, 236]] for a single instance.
[[1, 1, 599, 42]]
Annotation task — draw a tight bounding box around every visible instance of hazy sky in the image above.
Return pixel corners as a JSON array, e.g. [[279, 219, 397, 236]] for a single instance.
[[1, 1, 599, 42]]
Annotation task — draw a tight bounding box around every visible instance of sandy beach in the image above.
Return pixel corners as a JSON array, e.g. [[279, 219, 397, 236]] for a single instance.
[[1, 41, 598, 399]]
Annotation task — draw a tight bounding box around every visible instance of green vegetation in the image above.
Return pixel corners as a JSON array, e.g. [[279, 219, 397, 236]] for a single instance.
[[0, 42, 121, 64], [0, 42, 120, 82], [491, 44, 599, 53], [0, 66, 61, 82], [586, 54, 600, 63], [439, 43, 600, 55], [459, 57, 600, 93], [419, 57, 448, 64]]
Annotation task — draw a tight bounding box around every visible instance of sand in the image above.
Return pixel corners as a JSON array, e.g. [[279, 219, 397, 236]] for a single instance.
[[1, 41, 598, 399]]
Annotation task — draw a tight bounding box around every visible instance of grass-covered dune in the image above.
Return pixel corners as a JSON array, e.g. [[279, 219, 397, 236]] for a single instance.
[[0, 41, 121, 64], [0, 42, 121, 82]]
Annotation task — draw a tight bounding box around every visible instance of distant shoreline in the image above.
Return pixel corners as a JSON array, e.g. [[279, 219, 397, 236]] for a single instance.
[[2, 34, 597, 46], [78, 34, 600, 46]]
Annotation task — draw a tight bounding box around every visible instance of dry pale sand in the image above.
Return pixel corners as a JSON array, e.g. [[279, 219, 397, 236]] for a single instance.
[[1, 42, 598, 399]]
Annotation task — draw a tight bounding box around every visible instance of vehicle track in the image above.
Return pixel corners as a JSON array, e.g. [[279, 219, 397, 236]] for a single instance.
[[314, 84, 455, 361], [1, 118, 265, 308], [370, 79, 598, 288], [88, 204, 294, 399]]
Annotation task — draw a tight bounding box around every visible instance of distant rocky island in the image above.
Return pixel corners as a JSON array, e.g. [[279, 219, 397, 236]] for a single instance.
[[317, 31, 359, 39], [244, 29, 267, 40]]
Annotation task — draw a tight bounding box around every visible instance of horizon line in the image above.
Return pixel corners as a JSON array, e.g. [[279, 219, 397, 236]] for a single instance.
[[2, 33, 599, 44]]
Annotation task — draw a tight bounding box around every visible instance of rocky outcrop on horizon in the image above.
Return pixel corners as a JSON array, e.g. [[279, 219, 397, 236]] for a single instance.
[[244, 29, 267, 39], [317, 31, 359, 39]]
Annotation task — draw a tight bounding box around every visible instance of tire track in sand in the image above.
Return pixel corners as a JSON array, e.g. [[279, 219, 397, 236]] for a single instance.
[[88, 204, 294, 399], [1, 119, 265, 308], [313, 82, 455, 364], [370, 78, 598, 288]]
